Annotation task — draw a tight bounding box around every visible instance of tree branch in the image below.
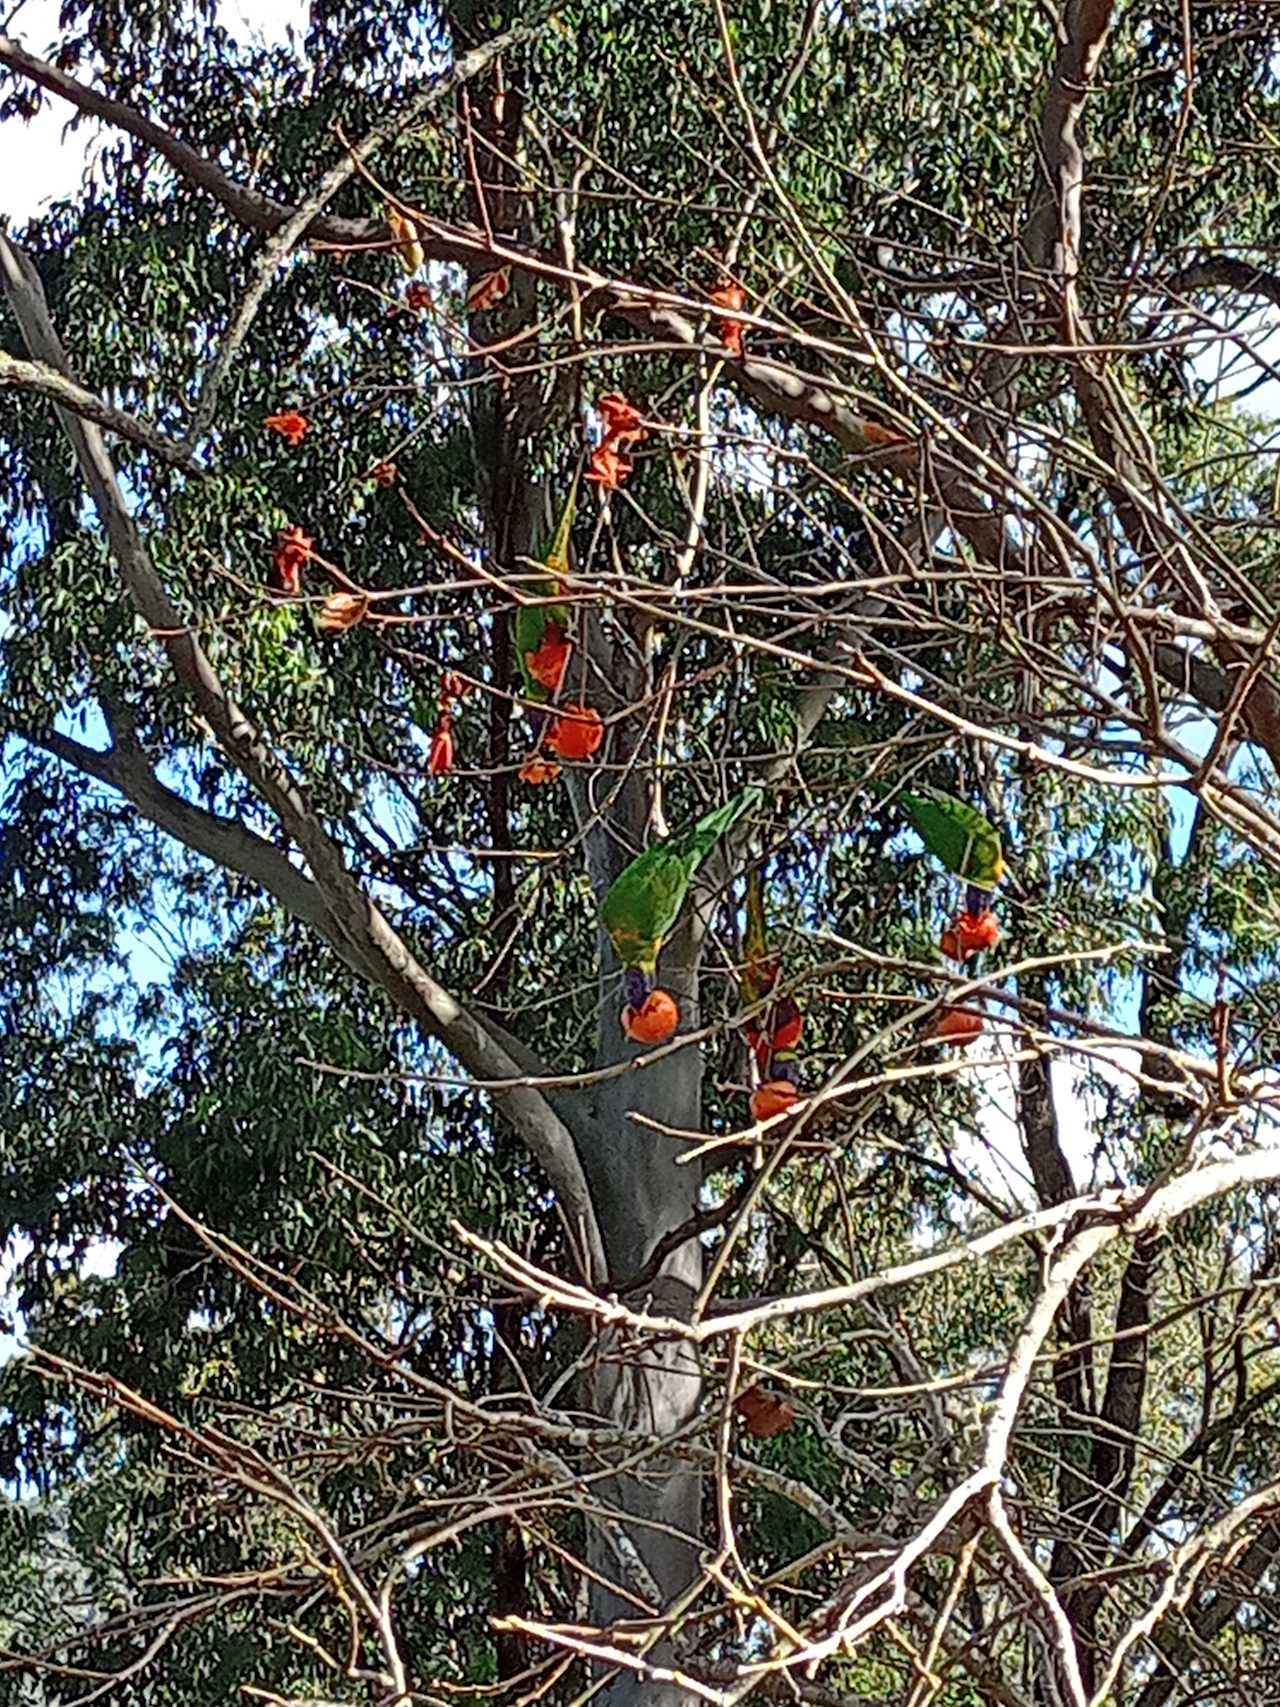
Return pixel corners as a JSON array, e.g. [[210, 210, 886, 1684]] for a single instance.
[[183, 11, 549, 448], [1131, 1521, 1280, 1707], [0, 232, 605, 1283], [0, 29, 913, 462], [1164, 252, 1280, 309], [0, 348, 199, 469], [1151, 638, 1280, 770], [33, 726, 361, 961], [0, 27, 536, 264]]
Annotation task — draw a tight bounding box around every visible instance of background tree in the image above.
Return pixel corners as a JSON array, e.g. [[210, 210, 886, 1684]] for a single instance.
[[4, 2, 1280, 1704]]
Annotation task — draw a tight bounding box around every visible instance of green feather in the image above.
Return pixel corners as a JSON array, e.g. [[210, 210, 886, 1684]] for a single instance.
[[873, 783, 1004, 889], [541, 470, 578, 584], [514, 602, 559, 701], [514, 473, 578, 700], [741, 862, 775, 1006], [602, 786, 762, 969]]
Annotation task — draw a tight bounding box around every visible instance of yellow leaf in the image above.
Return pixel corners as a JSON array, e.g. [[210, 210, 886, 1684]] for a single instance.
[[385, 202, 425, 275]]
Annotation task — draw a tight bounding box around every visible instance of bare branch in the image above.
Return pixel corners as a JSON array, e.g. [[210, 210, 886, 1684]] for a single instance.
[[0, 347, 199, 469], [0, 231, 605, 1281]]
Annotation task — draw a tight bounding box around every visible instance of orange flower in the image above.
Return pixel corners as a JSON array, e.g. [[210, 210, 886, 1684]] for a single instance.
[[519, 755, 561, 786], [441, 671, 468, 703], [405, 281, 433, 312], [428, 714, 454, 777], [586, 443, 633, 491], [370, 460, 399, 487], [933, 1007, 983, 1045], [939, 909, 1000, 962], [710, 280, 746, 356], [735, 1384, 798, 1439], [265, 410, 310, 447], [863, 420, 907, 447], [545, 703, 603, 760], [750, 1079, 800, 1123], [710, 281, 745, 314], [315, 591, 369, 634], [466, 267, 510, 313], [597, 392, 647, 448], [622, 989, 679, 1045], [386, 203, 425, 274], [524, 625, 570, 694], [272, 526, 313, 596]]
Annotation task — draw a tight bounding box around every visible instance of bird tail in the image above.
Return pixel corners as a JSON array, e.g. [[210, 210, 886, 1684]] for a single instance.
[[676, 783, 763, 869]]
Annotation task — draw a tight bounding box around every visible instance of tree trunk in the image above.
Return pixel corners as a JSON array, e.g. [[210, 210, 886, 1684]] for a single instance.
[[578, 953, 706, 1703]]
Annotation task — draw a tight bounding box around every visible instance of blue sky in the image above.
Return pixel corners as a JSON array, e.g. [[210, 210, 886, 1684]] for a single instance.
[[0, 0, 315, 1361], [1, 0, 310, 224], [3, 0, 1280, 1302]]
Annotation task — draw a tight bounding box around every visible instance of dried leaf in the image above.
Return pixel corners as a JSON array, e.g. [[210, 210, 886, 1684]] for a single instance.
[[466, 267, 511, 313], [316, 591, 369, 633], [735, 1385, 798, 1438], [386, 202, 425, 274]]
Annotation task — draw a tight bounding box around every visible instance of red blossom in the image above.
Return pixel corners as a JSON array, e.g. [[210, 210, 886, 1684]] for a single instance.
[[586, 443, 633, 492], [545, 703, 603, 760], [933, 1007, 983, 1045], [264, 410, 310, 447], [272, 526, 313, 596], [597, 392, 647, 448], [710, 280, 747, 356], [466, 267, 510, 313], [519, 755, 561, 786], [428, 714, 455, 777], [405, 281, 433, 312], [370, 460, 400, 487]]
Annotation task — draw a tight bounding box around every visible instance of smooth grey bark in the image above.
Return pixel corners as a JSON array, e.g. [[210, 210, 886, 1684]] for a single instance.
[[578, 946, 706, 1704]]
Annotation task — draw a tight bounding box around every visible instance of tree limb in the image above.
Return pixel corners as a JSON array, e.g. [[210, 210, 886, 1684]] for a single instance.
[[183, 10, 549, 448], [1131, 1521, 1280, 1707], [32, 722, 565, 1112], [0, 231, 605, 1283], [0, 24, 542, 263], [1164, 252, 1280, 309], [33, 726, 364, 960], [0, 348, 199, 469]]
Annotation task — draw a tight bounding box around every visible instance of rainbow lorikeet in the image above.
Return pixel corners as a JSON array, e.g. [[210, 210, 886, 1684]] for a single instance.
[[603, 785, 761, 1008], [871, 783, 1004, 891], [514, 474, 578, 707], [740, 862, 802, 1084]]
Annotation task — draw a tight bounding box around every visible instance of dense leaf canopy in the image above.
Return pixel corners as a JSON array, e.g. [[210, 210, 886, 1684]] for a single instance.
[[3, 2, 1280, 1703]]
